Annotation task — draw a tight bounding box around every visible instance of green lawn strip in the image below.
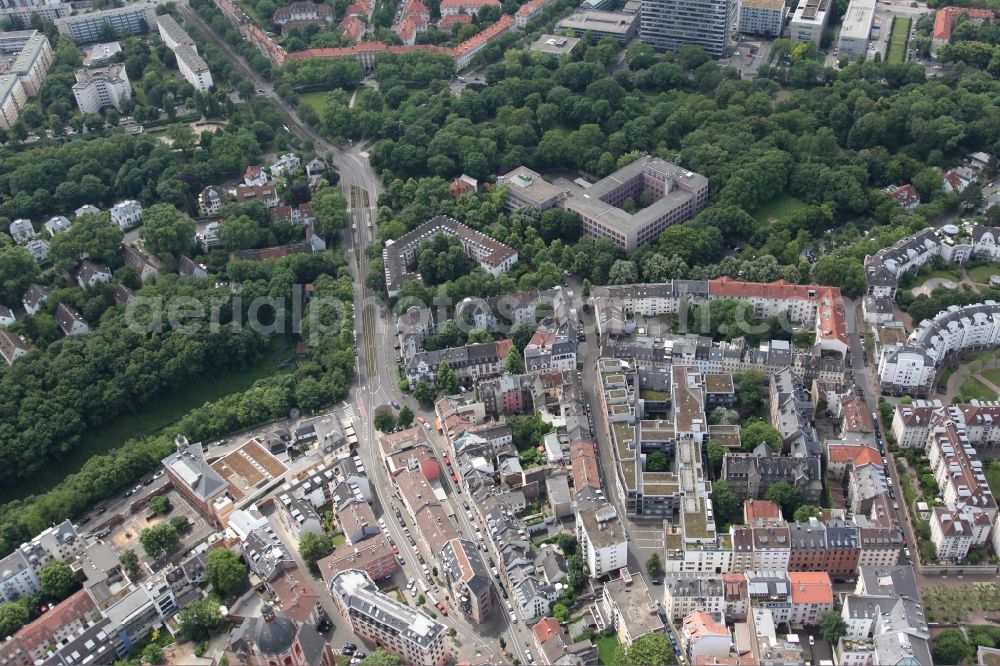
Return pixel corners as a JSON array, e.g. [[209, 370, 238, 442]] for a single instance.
[[595, 635, 620, 665], [911, 268, 961, 287], [0, 357, 284, 503], [966, 264, 1000, 284], [299, 90, 334, 117], [751, 194, 808, 225], [960, 375, 998, 402], [887, 17, 910, 65]]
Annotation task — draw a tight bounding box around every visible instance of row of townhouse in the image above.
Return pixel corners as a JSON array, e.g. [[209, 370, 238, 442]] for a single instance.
[[663, 497, 900, 576], [890, 400, 999, 560], [592, 277, 850, 358], [376, 426, 495, 625]]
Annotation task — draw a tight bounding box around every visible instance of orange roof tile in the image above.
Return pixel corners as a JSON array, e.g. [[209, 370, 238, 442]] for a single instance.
[[787, 572, 833, 605], [828, 445, 882, 467]]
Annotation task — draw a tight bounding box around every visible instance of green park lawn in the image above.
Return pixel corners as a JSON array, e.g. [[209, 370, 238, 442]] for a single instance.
[[981, 368, 1000, 387], [752, 194, 808, 225], [595, 635, 620, 665], [960, 375, 998, 402], [887, 17, 911, 65], [912, 268, 961, 287], [966, 264, 1000, 284], [0, 357, 284, 504], [299, 91, 333, 117]]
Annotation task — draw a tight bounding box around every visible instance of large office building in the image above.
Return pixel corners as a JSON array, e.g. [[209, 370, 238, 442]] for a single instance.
[[789, 0, 830, 45], [554, 9, 639, 42], [837, 0, 876, 60], [738, 0, 787, 37], [500, 156, 709, 253], [639, 0, 738, 57], [56, 1, 159, 43], [71, 64, 131, 113]]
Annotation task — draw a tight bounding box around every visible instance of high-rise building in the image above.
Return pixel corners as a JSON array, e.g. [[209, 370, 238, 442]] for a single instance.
[[639, 0, 738, 57]]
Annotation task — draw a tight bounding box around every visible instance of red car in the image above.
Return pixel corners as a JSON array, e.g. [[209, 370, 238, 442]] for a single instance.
[[436, 602, 448, 615], [392, 544, 400, 554], [451, 474, 458, 483], [444, 455, 451, 466]]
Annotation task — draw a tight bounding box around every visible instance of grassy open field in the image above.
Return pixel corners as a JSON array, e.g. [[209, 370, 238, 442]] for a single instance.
[[981, 367, 1000, 387], [912, 268, 961, 287], [752, 194, 809, 225], [0, 358, 284, 504], [298, 91, 333, 117], [595, 636, 620, 665], [887, 16, 911, 65], [961, 375, 998, 402], [967, 264, 1000, 284]]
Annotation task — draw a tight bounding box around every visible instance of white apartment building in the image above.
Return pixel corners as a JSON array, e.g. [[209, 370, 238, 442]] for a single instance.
[[72, 64, 131, 114], [174, 45, 213, 91], [738, 0, 787, 37], [891, 401, 942, 448], [930, 506, 986, 561], [0, 74, 26, 129], [110, 199, 142, 230], [0, 520, 84, 603], [880, 301, 1000, 395], [663, 575, 725, 622], [0, 0, 68, 24], [329, 569, 449, 666], [1, 33, 54, 97], [576, 503, 628, 578], [56, 1, 160, 43]]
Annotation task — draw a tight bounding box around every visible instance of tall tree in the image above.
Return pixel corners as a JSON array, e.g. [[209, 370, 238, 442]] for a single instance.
[[819, 611, 847, 645], [39, 560, 77, 601], [178, 596, 226, 642], [645, 553, 663, 578], [299, 532, 334, 573], [504, 348, 525, 374], [0, 245, 40, 306], [140, 204, 196, 259], [204, 548, 247, 597], [765, 481, 806, 519], [436, 360, 458, 394], [139, 522, 179, 556]]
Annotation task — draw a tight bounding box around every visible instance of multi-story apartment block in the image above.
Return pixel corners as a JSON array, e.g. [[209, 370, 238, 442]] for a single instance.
[[738, 0, 787, 36], [155, 15, 213, 91], [405, 340, 512, 388], [837, 0, 876, 60], [0, 0, 69, 24], [0, 74, 26, 129], [576, 503, 627, 578], [592, 277, 850, 356], [329, 569, 449, 666], [1, 33, 53, 96], [382, 216, 518, 296], [639, 0, 738, 57], [72, 64, 131, 114], [663, 575, 725, 622], [440, 538, 493, 624], [600, 570, 664, 647], [56, 1, 159, 43]]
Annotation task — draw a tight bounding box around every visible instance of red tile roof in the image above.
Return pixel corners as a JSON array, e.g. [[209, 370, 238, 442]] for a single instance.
[[828, 445, 882, 467], [570, 440, 600, 490], [440, 0, 500, 8], [787, 572, 833, 605], [744, 499, 782, 522], [934, 6, 994, 41], [339, 16, 365, 41]]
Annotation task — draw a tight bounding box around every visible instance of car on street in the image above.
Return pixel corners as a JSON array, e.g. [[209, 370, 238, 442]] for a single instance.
[[451, 473, 458, 483], [396, 555, 406, 565], [391, 401, 400, 409], [96, 507, 107, 515], [444, 455, 451, 466]]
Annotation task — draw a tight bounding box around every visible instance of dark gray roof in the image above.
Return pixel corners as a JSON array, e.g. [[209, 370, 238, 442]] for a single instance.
[[858, 565, 919, 601], [163, 442, 227, 502]]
